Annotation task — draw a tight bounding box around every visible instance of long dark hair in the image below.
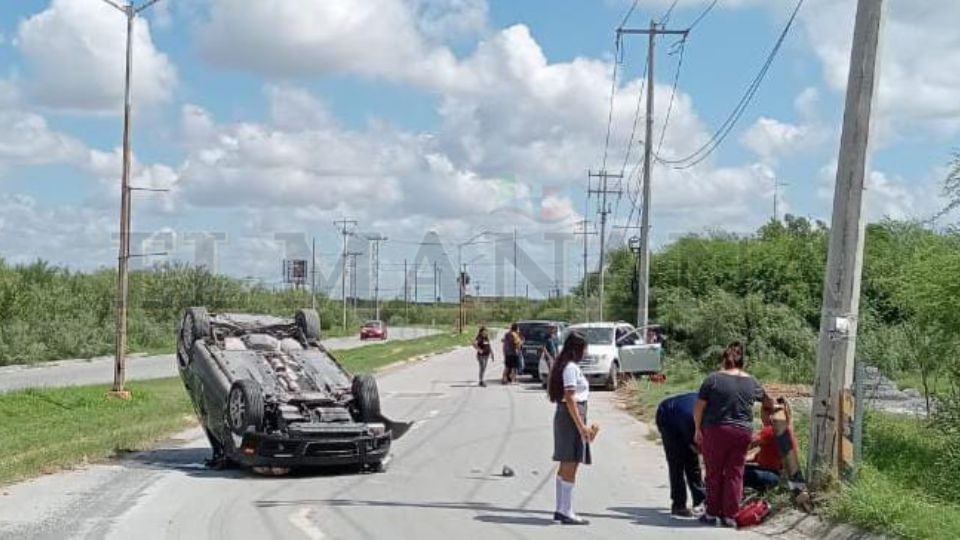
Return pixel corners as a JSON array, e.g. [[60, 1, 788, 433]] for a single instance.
[[476, 326, 488, 341], [548, 331, 587, 403], [721, 341, 745, 369]]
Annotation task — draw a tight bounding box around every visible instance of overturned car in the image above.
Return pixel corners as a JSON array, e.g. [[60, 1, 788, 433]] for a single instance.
[[176, 307, 408, 474]]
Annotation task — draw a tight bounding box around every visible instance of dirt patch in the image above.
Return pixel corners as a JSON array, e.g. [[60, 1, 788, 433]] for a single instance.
[[764, 383, 813, 398]]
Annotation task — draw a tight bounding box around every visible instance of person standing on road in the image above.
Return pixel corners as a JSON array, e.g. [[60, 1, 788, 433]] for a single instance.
[[694, 342, 774, 527], [501, 323, 523, 384], [549, 330, 596, 526], [655, 392, 706, 517], [473, 326, 493, 387], [542, 325, 560, 371]]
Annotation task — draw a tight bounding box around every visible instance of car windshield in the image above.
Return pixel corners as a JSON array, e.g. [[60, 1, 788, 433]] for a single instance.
[[574, 327, 614, 345], [518, 323, 554, 343], [364, 321, 381, 328]]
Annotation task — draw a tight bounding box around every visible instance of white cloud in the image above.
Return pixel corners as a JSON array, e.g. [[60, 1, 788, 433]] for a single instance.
[[817, 163, 943, 223], [742, 117, 810, 163], [16, 0, 177, 112]]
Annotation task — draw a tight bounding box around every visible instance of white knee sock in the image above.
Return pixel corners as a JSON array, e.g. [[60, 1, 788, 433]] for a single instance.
[[555, 476, 564, 513], [561, 480, 575, 518]]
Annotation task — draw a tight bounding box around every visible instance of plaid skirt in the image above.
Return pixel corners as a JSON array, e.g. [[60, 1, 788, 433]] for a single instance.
[[553, 401, 592, 464]]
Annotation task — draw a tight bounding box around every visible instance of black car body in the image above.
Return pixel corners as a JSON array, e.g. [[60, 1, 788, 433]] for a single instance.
[[516, 320, 567, 379], [176, 307, 407, 473]]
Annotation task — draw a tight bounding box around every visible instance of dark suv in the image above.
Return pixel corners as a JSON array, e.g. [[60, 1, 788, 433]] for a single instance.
[[516, 320, 567, 380]]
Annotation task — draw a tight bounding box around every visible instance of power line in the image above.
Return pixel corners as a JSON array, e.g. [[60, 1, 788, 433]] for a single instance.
[[659, 0, 681, 25], [658, 0, 805, 169], [688, 0, 719, 31], [654, 37, 687, 160]]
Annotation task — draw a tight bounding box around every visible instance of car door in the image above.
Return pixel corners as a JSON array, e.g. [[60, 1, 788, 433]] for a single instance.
[[617, 324, 663, 375]]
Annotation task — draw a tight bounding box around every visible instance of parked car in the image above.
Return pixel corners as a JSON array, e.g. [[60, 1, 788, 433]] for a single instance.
[[541, 321, 662, 390], [176, 307, 409, 475], [516, 320, 567, 380], [360, 320, 388, 340]]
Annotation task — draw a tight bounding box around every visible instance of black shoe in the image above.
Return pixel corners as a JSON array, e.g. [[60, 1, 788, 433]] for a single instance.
[[553, 512, 562, 521], [557, 514, 589, 525], [479, 381, 487, 387], [671, 506, 694, 518]]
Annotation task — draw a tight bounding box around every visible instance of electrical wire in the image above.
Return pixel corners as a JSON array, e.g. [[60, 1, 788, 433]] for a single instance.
[[687, 0, 719, 31], [654, 37, 686, 160], [618, 0, 642, 30], [658, 0, 805, 169], [659, 0, 681, 25]]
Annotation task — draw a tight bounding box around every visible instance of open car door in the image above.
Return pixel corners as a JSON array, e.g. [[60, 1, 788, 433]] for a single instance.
[[618, 343, 663, 375]]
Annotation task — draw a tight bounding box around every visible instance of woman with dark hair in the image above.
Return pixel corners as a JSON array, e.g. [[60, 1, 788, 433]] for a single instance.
[[472, 326, 493, 387], [501, 322, 523, 384], [548, 331, 596, 525], [694, 341, 774, 527]]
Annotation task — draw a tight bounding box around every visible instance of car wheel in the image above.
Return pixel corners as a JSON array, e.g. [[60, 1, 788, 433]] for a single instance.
[[295, 309, 321, 341], [181, 307, 211, 350], [352, 374, 382, 423], [606, 362, 620, 391], [227, 380, 265, 436]]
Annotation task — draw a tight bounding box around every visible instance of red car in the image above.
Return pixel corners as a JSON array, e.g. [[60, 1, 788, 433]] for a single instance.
[[360, 320, 387, 340]]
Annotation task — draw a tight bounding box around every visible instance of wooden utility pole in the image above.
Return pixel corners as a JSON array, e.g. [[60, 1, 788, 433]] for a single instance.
[[103, 0, 167, 398], [367, 234, 387, 321], [334, 219, 358, 330], [588, 170, 623, 321], [809, 0, 884, 488], [618, 21, 688, 334], [574, 219, 596, 321]]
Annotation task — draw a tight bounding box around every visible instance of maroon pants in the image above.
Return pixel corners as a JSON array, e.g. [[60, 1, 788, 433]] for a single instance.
[[702, 424, 752, 518]]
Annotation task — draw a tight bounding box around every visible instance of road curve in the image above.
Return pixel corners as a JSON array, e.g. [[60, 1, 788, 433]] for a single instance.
[[0, 326, 439, 394], [0, 345, 766, 540]]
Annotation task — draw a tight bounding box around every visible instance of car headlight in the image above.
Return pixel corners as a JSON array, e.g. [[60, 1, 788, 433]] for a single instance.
[[368, 423, 386, 437]]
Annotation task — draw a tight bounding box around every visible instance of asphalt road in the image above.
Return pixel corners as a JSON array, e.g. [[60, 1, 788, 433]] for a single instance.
[[0, 327, 438, 394], [0, 345, 766, 540]]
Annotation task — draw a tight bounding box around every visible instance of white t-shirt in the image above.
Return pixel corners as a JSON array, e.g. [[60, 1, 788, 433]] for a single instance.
[[562, 362, 590, 403]]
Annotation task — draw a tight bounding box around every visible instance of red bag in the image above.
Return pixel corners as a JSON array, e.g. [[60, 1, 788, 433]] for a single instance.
[[734, 499, 771, 528]]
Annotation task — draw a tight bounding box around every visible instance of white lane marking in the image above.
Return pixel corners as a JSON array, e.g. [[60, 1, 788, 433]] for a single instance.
[[289, 508, 326, 540]]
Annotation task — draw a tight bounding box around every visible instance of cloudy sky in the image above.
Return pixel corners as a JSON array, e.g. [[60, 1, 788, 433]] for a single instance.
[[0, 0, 957, 299]]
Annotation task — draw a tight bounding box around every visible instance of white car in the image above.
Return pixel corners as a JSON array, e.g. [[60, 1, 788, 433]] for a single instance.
[[541, 322, 662, 390]]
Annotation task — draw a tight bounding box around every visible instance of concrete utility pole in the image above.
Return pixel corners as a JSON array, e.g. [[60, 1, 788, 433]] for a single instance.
[[809, 0, 884, 488], [404, 259, 409, 319], [102, 0, 167, 398], [574, 219, 597, 321], [773, 176, 789, 222], [588, 170, 623, 321], [310, 237, 317, 310], [513, 228, 518, 300], [334, 219, 358, 330], [346, 251, 361, 318], [618, 21, 689, 335], [367, 234, 387, 321]]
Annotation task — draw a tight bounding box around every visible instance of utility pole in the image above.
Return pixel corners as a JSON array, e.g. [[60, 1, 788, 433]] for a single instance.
[[574, 219, 596, 321], [103, 0, 167, 398], [809, 0, 884, 488], [334, 219, 358, 330], [773, 176, 789, 222], [513, 228, 518, 300], [588, 170, 623, 321], [617, 21, 688, 334], [367, 234, 387, 321], [404, 259, 409, 319], [310, 237, 317, 310], [346, 251, 361, 319]]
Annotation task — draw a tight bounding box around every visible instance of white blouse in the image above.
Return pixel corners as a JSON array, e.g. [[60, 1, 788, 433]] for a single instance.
[[562, 362, 590, 403]]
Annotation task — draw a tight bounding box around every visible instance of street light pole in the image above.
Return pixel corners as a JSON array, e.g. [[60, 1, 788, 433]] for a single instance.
[[103, 0, 165, 398]]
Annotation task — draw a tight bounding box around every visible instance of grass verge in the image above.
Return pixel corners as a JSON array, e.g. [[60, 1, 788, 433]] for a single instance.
[[0, 331, 473, 487], [335, 330, 473, 373], [623, 362, 960, 540], [0, 378, 194, 486]]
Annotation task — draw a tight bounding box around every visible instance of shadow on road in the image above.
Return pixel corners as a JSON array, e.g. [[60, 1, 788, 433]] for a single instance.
[[252, 498, 707, 528], [114, 446, 376, 481]]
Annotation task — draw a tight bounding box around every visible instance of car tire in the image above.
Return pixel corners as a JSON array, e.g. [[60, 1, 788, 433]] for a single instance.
[[295, 309, 321, 341], [606, 362, 620, 391], [181, 307, 211, 349], [352, 374, 382, 423], [227, 380, 265, 436]]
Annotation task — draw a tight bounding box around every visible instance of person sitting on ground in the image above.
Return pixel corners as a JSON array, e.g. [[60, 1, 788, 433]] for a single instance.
[[655, 392, 706, 518], [744, 399, 793, 494]]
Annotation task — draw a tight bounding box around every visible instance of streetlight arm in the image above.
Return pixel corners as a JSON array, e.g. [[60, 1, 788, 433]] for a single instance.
[[135, 0, 164, 15], [100, 0, 127, 13]]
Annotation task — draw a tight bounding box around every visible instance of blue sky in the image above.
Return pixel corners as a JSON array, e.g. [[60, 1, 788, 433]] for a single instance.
[[0, 0, 957, 299]]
